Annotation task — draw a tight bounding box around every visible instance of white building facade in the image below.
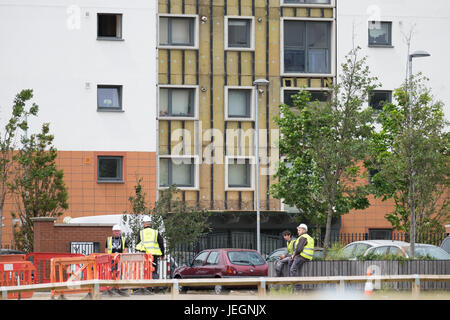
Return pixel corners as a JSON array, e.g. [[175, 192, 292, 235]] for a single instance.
[[336, 0, 450, 236], [0, 0, 158, 247]]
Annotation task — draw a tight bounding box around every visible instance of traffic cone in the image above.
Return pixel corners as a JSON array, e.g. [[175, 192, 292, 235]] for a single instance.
[[364, 268, 374, 296]]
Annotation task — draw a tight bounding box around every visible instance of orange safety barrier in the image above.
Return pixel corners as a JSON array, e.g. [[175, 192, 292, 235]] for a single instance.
[[0, 254, 26, 262], [115, 253, 154, 281], [0, 261, 36, 299], [89, 253, 117, 292], [50, 256, 97, 298], [48, 253, 154, 297], [26, 252, 85, 284]]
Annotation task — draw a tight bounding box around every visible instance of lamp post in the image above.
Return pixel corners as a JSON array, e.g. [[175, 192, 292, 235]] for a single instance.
[[253, 79, 270, 254], [407, 50, 430, 259]]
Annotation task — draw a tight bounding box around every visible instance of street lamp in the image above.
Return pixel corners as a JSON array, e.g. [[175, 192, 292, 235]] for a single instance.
[[407, 50, 430, 259], [253, 78, 270, 254]]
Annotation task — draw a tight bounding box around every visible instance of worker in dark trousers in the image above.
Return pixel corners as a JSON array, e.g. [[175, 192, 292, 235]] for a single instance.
[[289, 224, 314, 292], [275, 230, 297, 277], [103, 224, 130, 297], [134, 215, 165, 295]]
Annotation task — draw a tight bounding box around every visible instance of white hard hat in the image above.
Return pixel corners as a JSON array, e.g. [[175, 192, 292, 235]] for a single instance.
[[297, 224, 308, 232], [112, 224, 121, 231], [142, 215, 151, 223]]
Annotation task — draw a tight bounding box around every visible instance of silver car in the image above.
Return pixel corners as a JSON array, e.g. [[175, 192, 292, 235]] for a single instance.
[[340, 240, 410, 260], [342, 240, 450, 260], [440, 236, 450, 254]]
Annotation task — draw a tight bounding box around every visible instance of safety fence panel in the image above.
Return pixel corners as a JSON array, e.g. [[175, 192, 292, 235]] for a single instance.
[[50, 256, 97, 298], [0, 261, 36, 299], [90, 253, 117, 292], [116, 253, 154, 283], [26, 252, 85, 284]]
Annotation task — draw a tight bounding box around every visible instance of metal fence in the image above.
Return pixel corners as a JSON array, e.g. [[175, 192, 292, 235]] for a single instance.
[[317, 232, 449, 248], [269, 260, 450, 291], [170, 231, 449, 267]]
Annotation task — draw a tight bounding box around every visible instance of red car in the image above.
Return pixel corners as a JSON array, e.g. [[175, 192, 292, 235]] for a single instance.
[[173, 248, 268, 294]]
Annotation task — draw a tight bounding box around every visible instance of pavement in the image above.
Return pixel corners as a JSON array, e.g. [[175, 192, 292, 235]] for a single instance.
[[19, 288, 450, 300]]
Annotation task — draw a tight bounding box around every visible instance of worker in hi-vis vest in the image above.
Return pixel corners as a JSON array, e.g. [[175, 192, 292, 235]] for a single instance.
[[135, 215, 165, 277], [275, 230, 297, 277], [105, 224, 128, 254], [104, 225, 129, 297], [289, 224, 314, 291]]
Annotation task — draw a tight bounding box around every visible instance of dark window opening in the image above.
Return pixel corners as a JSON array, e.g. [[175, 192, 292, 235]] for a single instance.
[[97, 13, 122, 39], [98, 156, 123, 182]]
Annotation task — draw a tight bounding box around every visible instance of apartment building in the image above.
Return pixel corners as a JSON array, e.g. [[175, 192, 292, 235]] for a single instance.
[[337, 0, 450, 238], [0, 0, 447, 248], [0, 0, 158, 247], [156, 0, 339, 242]]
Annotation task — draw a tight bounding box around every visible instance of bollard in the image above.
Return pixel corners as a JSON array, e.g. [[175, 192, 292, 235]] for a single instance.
[[364, 268, 374, 296]]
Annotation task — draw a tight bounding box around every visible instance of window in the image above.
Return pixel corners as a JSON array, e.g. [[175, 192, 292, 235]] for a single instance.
[[159, 16, 196, 47], [368, 21, 392, 46], [192, 251, 209, 267], [353, 244, 371, 257], [227, 251, 265, 266], [227, 158, 252, 189], [226, 18, 253, 50], [98, 156, 123, 182], [369, 90, 392, 112], [283, 90, 329, 107], [284, 20, 331, 74], [284, 0, 331, 4], [226, 88, 253, 120], [389, 246, 404, 256], [97, 13, 122, 39], [97, 85, 122, 111], [372, 246, 389, 255], [369, 229, 392, 240], [159, 87, 196, 118], [206, 251, 220, 265], [159, 157, 197, 188]]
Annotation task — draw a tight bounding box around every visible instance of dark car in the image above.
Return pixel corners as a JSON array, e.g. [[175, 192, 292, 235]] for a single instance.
[[173, 248, 268, 294]]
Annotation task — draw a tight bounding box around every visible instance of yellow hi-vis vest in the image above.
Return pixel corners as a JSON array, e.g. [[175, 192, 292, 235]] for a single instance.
[[136, 228, 162, 256], [287, 237, 296, 255], [294, 234, 315, 260], [107, 236, 125, 254]]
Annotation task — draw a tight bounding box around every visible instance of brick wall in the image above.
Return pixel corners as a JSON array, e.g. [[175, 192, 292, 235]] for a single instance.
[[32, 217, 113, 253]]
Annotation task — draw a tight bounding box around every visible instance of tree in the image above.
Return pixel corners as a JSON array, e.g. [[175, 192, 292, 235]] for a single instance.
[[121, 177, 151, 250], [150, 186, 211, 255], [271, 47, 378, 249], [8, 120, 69, 253], [0, 89, 38, 247], [122, 180, 211, 255], [366, 74, 449, 238]]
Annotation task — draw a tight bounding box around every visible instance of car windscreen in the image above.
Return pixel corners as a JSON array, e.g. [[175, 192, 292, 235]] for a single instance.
[[228, 251, 266, 266]]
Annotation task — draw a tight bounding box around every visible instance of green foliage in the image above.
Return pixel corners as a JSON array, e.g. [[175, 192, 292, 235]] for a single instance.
[[0, 89, 39, 246], [8, 94, 68, 252], [151, 186, 211, 255], [122, 180, 211, 255], [366, 74, 449, 236], [122, 177, 151, 248], [271, 47, 378, 248], [323, 242, 347, 260]]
